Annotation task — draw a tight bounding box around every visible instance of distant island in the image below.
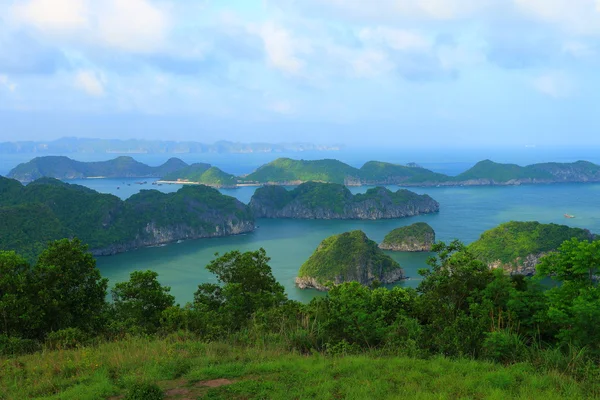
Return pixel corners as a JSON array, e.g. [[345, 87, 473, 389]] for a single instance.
[[249, 182, 439, 219], [468, 221, 595, 275], [379, 223, 436, 251], [0, 137, 342, 154], [0, 176, 254, 260], [9, 155, 600, 188], [296, 230, 405, 291]]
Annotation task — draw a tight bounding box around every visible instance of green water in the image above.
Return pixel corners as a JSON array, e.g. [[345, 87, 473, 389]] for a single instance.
[[96, 183, 600, 304]]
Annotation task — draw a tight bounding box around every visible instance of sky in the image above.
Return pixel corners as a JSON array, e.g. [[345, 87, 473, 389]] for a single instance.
[[1, 0, 600, 147]]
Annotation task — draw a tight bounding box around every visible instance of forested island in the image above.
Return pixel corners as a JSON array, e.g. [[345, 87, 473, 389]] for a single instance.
[[0, 176, 254, 260], [379, 222, 436, 251], [296, 230, 404, 290], [9, 155, 600, 187], [468, 221, 596, 275], [249, 182, 439, 219]]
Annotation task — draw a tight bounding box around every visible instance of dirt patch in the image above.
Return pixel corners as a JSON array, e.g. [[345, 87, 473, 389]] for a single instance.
[[195, 378, 235, 388], [165, 387, 192, 396]]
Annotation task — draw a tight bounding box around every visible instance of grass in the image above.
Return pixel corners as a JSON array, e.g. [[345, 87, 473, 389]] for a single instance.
[[1, 335, 598, 399]]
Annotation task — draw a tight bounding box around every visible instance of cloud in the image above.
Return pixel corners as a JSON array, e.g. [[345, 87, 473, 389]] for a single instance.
[[0, 75, 17, 92], [11, 0, 171, 53], [267, 100, 293, 114], [257, 23, 309, 74], [514, 0, 600, 35], [74, 70, 105, 97], [532, 71, 575, 98], [358, 27, 431, 51]]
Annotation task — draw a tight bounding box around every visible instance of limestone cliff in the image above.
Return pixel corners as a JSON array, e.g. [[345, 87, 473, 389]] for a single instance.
[[250, 182, 439, 220], [296, 230, 405, 291], [379, 223, 435, 252]]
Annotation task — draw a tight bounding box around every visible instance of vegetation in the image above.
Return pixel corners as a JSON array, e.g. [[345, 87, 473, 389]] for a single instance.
[[0, 177, 254, 261], [1, 237, 600, 398], [242, 158, 358, 184], [468, 221, 594, 266], [249, 181, 439, 219], [380, 222, 435, 251], [297, 230, 403, 288], [162, 165, 237, 187], [7, 156, 188, 181]]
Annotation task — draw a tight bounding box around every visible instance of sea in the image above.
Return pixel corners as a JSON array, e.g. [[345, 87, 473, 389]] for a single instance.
[[2, 146, 600, 304]]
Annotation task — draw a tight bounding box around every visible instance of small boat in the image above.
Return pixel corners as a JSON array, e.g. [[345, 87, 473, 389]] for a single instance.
[[564, 214, 575, 219]]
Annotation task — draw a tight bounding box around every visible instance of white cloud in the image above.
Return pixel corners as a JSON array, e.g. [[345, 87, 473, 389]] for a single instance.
[[514, 0, 600, 35], [0, 75, 17, 92], [12, 0, 88, 33], [74, 70, 105, 97], [267, 100, 293, 114], [257, 23, 309, 74], [532, 71, 574, 98], [351, 50, 394, 77], [11, 0, 171, 53]]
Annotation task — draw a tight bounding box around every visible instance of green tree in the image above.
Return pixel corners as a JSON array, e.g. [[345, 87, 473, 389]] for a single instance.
[[111, 270, 175, 334], [194, 249, 287, 331], [32, 238, 108, 337], [0, 251, 36, 338], [537, 239, 600, 352]]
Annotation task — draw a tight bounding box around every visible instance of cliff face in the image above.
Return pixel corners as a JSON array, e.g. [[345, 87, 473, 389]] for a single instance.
[[379, 223, 435, 252], [91, 219, 254, 256], [488, 253, 544, 276], [250, 184, 439, 220], [296, 230, 405, 291]]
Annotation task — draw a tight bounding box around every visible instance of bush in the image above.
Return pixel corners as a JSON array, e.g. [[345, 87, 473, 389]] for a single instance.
[[125, 382, 164, 400], [482, 330, 527, 364], [0, 335, 41, 356], [45, 327, 88, 350]]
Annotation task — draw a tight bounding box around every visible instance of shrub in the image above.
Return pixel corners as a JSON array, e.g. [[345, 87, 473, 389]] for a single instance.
[[125, 382, 164, 400], [0, 335, 41, 356], [46, 327, 88, 350], [482, 330, 527, 364]]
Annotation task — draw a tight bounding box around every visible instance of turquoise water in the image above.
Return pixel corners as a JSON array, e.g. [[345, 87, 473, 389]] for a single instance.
[[95, 182, 600, 304]]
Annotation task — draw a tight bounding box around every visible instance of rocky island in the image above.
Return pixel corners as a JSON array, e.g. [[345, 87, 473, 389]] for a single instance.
[[379, 222, 436, 251], [468, 221, 595, 275], [0, 176, 254, 260], [296, 230, 405, 290], [160, 165, 237, 188], [249, 182, 439, 219]]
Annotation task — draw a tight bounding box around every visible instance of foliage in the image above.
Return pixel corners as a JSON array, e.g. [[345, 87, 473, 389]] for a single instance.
[[111, 270, 175, 335], [381, 222, 435, 246], [125, 382, 164, 400], [468, 221, 593, 266], [298, 230, 401, 285], [242, 157, 358, 184], [161, 163, 238, 186], [194, 249, 287, 331]]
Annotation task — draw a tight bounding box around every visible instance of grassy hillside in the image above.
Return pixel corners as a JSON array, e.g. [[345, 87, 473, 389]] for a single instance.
[[468, 221, 594, 265], [160, 162, 212, 181], [381, 222, 435, 247], [454, 160, 553, 182], [359, 161, 448, 183], [1, 337, 596, 400]]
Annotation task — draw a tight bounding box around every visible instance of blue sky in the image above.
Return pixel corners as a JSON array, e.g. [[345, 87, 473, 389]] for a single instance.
[[1, 0, 599, 147]]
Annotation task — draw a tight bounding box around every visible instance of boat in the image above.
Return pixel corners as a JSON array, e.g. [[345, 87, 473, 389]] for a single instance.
[[564, 214, 575, 219]]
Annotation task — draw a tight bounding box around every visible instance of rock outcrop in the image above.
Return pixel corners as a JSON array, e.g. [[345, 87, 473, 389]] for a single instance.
[[250, 182, 439, 220], [296, 230, 405, 291], [379, 222, 435, 252]]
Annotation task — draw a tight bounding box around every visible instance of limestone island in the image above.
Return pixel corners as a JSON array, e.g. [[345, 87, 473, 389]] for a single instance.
[[249, 181, 439, 219], [468, 221, 595, 276], [296, 230, 405, 291], [379, 222, 435, 252]]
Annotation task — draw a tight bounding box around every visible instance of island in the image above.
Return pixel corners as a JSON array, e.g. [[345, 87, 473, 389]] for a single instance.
[[7, 156, 189, 182], [296, 230, 405, 291], [379, 222, 436, 251], [468, 221, 595, 275], [248, 182, 439, 219], [159, 165, 237, 188], [0, 176, 254, 260]]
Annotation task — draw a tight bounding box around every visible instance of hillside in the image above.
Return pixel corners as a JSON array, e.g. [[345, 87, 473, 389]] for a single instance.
[[0, 176, 254, 260], [1, 337, 593, 400], [242, 158, 359, 184], [249, 182, 439, 219], [468, 221, 595, 274], [379, 222, 436, 251], [7, 155, 189, 182], [296, 230, 404, 290], [161, 165, 237, 187]]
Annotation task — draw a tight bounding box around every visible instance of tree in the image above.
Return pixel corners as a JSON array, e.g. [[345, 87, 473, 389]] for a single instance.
[[194, 249, 287, 330], [0, 251, 35, 338], [32, 238, 108, 337], [111, 270, 175, 334]]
